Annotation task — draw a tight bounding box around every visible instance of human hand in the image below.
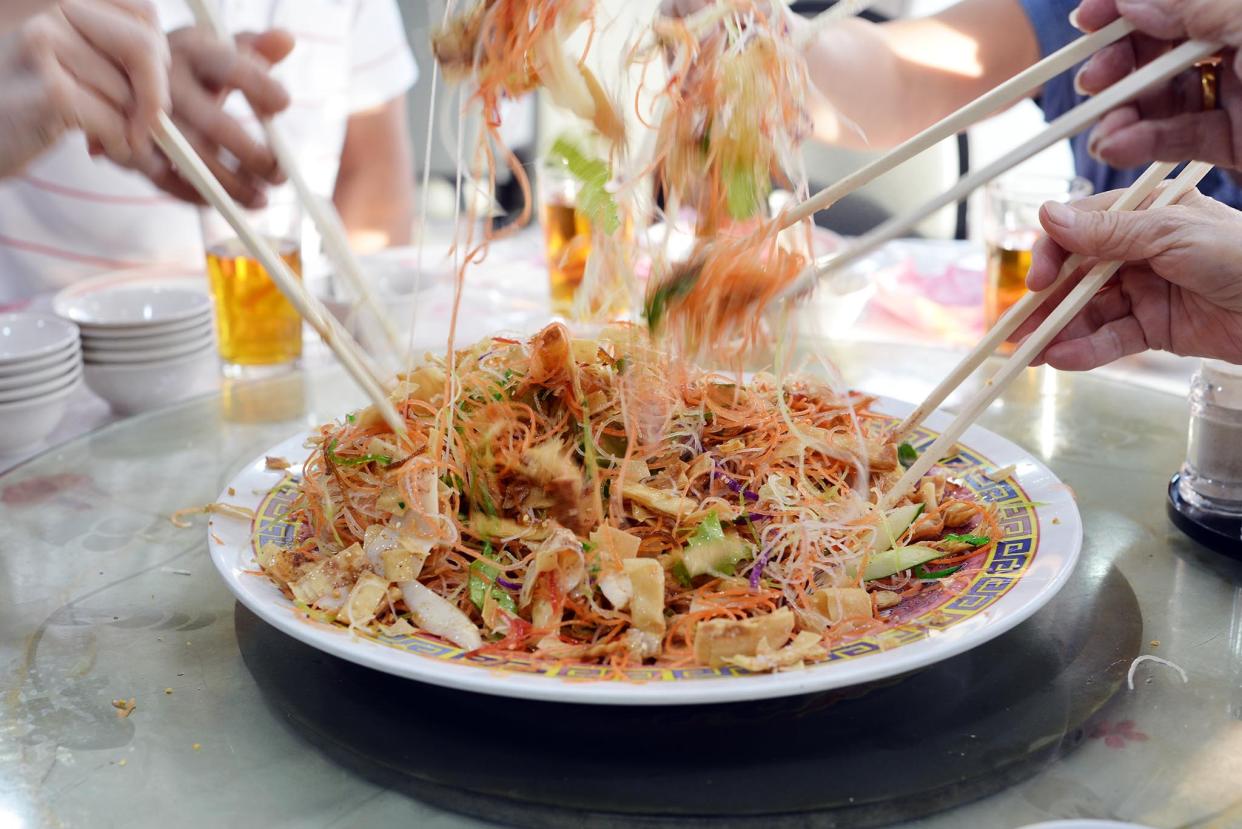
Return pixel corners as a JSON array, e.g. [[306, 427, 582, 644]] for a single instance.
[[1072, 0, 1242, 172], [1011, 187, 1242, 370], [135, 26, 294, 208], [0, 0, 169, 178]]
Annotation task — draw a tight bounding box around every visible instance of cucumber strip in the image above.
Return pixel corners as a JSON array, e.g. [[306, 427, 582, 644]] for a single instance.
[[863, 545, 945, 581]]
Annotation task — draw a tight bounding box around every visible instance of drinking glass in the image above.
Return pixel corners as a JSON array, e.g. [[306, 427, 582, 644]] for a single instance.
[[983, 173, 1091, 330], [201, 195, 304, 377], [538, 158, 593, 318]]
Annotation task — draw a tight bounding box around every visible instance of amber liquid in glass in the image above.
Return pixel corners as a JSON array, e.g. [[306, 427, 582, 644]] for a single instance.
[[985, 243, 1033, 330], [206, 238, 303, 365], [541, 200, 593, 315]]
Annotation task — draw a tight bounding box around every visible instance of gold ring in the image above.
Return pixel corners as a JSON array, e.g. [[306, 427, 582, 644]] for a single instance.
[[1199, 60, 1221, 111]]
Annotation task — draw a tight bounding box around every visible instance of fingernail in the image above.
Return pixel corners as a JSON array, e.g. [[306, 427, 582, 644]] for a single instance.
[[1068, 8, 1083, 31], [1087, 131, 1104, 160], [1073, 69, 1089, 96], [1043, 201, 1075, 227]]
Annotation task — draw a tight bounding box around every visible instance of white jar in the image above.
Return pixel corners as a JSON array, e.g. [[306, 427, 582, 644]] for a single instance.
[[1179, 359, 1242, 516]]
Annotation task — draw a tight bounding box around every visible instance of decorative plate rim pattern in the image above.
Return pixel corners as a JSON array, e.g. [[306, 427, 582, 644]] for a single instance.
[[209, 396, 1082, 705]]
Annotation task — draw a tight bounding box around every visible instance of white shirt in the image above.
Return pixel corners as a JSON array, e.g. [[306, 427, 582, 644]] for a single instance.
[[0, 0, 417, 304]]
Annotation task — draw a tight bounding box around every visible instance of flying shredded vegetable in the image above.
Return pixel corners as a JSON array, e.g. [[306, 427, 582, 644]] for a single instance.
[[644, 218, 807, 363], [257, 325, 999, 672], [433, 0, 626, 238], [643, 0, 811, 235], [633, 0, 816, 360]]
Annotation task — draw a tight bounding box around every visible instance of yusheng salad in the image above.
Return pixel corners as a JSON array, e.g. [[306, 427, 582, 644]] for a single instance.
[[258, 324, 1000, 673]]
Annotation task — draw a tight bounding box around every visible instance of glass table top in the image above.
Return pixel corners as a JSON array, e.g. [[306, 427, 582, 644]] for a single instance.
[[1, 340, 1240, 829]]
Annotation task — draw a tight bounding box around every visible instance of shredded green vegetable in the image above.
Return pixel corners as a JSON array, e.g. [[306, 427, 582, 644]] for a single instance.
[[913, 563, 963, 579], [943, 533, 990, 547], [548, 137, 619, 234], [326, 439, 391, 467], [468, 542, 516, 613], [724, 161, 764, 220], [898, 443, 918, 469]]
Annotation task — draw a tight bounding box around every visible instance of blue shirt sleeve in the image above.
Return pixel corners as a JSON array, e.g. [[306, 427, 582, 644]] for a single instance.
[[1012, 0, 1242, 209], [1016, 0, 1081, 64]]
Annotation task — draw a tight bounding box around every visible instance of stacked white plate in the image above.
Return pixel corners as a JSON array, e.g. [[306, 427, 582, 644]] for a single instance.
[[54, 284, 217, 414], [0, 313, 83, 454]]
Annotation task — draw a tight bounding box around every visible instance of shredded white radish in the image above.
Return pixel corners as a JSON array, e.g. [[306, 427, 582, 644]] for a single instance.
[[1127, 655, 1189, 690]]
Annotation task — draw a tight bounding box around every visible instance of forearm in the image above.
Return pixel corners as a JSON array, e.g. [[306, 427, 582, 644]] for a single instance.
[[798, 0, 1040, 150], [333, 166, 415, 251], [332, 98, 415, 251]]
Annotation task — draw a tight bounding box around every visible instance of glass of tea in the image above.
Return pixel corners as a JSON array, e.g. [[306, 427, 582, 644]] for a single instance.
[[201, 195, 304, 377], [538, 157, 593, 318], [983, 173, 1091, 333]]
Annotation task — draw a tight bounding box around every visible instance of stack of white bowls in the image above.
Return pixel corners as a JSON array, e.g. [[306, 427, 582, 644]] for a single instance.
[[0, 313, 83, 454], [54, 286, 217, 414]]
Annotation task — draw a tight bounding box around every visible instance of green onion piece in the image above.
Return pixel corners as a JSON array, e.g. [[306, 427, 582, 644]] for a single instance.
[[898, 443, 918, 469], [325, 438, 391, 467], [548, 137, 620, 234], [913, 563, 963, 579], [942, 533, 991, 546], [644, 262, 698, 333], [671, 560, 692, 588], [468, 542, 516, 613], [689, 510, 725, 547], [723, 161, 766, 221]]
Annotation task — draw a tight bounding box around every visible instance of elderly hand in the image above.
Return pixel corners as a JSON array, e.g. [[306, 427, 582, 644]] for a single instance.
[[1011, 187, 1242, 370], [0, 0, 169, 178], [1072, 0, 1242, 172], [132, 26, 294, 208]]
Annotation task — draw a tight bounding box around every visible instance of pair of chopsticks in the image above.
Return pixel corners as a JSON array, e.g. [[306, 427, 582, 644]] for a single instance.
[[150, 116, 407, 435], [732, 22, 1221, 506], [144, 0, 406, 433], [777, 34, 1219, 297], [184, 0, 403, 358], [878, 159, 1212, 509]]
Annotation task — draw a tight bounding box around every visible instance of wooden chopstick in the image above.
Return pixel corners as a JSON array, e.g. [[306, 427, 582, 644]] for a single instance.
[[780, 18, 1135, 231], [151, 113, 407, 435], [878, 161, 1213, 511], [779, 37, 1219, 302], [891, 159, 1178, 439], [184, 0, 403, 359]]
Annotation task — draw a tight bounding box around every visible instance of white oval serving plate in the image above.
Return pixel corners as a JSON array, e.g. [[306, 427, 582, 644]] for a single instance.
[[209, 396, 1082, 706]]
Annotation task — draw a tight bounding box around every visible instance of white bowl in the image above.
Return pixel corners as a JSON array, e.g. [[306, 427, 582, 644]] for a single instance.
[[0, 339, 80, 378], [83, 331, 214, 365], [75, 310, 212, 340], [83, 348, 217, 414], [0, 351, 81, 392], [0, 362, 81, 404], [0, 313, 80, 365], [55, 285, 211, 328], [0, 379, 79, 455], [80, 319, 213, 352]]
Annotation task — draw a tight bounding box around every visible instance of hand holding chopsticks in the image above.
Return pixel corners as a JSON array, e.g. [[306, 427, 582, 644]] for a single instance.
[[891, 160, 1178, 439], [879, 161, 1215, 510], [183, 0, 404, 359]]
